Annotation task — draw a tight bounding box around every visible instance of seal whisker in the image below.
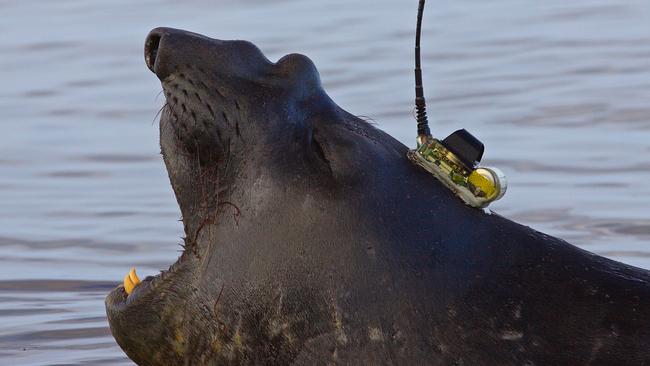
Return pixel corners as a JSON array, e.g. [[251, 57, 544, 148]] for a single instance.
[[152, 102, 168, 125], [154, 89, 165, 103]]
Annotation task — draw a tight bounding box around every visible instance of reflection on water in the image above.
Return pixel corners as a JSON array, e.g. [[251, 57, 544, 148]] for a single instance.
[[1, 0, 649, 364]]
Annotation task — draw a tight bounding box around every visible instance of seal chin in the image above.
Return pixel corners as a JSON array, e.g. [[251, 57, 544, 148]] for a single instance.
[[105, 251, 200, 365], [105, 274, 166, 362]]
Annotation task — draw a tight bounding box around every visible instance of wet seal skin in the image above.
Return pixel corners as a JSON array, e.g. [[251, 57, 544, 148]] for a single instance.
[[105, 27, 650, 365]]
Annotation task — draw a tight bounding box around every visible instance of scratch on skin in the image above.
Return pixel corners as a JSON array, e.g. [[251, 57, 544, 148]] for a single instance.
[[213, 284, 226, 316], [173, 328, 186, 356], [501, 330, 524, 341], [329, 297, 348, 345], [368, 327, 384, 342], [218, 201, 241, 226], [586, 338, 604, 364]]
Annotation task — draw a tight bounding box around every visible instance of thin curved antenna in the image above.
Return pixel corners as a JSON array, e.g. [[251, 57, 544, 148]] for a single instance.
[[415, 0, 430, 138]]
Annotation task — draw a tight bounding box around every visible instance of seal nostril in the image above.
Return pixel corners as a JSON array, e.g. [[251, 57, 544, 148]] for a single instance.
[[145, 33, 161, 73]]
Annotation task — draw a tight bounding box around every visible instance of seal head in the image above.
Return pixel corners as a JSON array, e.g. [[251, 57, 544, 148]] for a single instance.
[[106, 27, 403, 365]]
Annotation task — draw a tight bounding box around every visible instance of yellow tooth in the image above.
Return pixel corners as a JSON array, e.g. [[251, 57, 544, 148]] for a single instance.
[[129, 268, 141, 286], [124, 274, 134, 295], [123, 267, 141, 295]]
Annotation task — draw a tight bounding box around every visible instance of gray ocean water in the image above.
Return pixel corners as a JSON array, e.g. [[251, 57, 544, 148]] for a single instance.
[[1, 0, 649, 364]]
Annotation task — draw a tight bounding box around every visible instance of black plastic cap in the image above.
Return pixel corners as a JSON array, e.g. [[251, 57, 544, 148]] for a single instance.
[[441, 129, 484, 169]]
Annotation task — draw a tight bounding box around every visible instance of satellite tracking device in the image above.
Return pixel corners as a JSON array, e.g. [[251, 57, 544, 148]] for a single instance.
[[407, 0, 507, 208]]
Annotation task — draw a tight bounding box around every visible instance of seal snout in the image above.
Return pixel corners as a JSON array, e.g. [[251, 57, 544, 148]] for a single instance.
[[144, 30, 161, 73]]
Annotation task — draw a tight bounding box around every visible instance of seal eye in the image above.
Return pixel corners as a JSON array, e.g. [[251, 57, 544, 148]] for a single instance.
[[309, 129, 331, 173]]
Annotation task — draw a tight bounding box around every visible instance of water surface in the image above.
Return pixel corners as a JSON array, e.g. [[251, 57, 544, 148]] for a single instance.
[[1, 0, 649, 364]]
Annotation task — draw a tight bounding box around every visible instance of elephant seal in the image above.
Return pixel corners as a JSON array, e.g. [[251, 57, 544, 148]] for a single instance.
[[105, 27, 650, 366]]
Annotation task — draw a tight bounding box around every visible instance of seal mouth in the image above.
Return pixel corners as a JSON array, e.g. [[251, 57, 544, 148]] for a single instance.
[[106, 273, 155, 307], [105, 249, 192, 311]]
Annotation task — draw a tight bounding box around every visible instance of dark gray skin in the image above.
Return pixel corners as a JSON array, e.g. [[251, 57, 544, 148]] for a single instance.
[[105, 27, 650, 366]]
